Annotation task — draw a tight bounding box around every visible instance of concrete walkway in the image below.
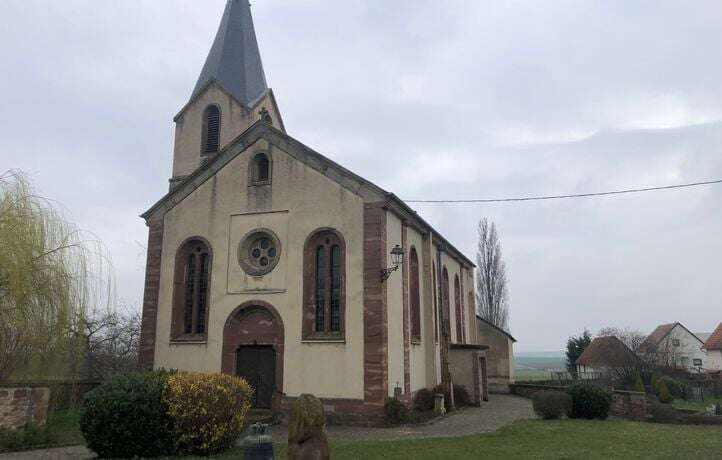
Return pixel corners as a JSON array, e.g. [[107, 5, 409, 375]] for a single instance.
[[0, 395, 534, 459], [271, 394, 535, 442]]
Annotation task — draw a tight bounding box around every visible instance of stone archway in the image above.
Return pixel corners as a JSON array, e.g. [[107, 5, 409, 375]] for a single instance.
[[222, 301, 284, 410]]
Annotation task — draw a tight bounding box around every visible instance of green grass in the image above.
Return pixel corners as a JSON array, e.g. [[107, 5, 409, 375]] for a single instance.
[[177, 419, 722, 460], [673, 397, 722, 412], [0, 410, 84, 453], [514, 369, 551, 381]]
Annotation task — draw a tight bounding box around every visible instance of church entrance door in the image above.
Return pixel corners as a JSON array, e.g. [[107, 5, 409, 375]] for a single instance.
[[236, 345, 276, 409]]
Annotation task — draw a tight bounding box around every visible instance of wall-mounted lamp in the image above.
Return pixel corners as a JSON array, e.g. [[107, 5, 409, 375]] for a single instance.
[[381, 244, 404, 282]]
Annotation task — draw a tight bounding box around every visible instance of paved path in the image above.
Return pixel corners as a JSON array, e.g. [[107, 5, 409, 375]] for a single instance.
[[270, 394, 535, 442], [0, 395, 534, 458]]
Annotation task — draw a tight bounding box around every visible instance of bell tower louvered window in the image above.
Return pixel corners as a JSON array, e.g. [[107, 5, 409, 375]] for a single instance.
[[202, 105, 221, 155]]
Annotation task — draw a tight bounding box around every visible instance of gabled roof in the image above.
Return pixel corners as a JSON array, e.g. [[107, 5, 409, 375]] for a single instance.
[[476, 315, 516, 342], [576, 336, 638, 368], [638, 322, 705, 353], [141, 120, 475, 268], [191, 0, 268, 107], [703, 322, 722, 350]]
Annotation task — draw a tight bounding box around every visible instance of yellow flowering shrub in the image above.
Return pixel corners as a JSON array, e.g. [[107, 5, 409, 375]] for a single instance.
[[165, 372, 253, 456]]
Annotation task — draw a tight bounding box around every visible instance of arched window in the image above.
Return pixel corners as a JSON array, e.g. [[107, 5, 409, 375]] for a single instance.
[[455, 275, 464, 343], [432, 263, 438, 342], [202, 105, 221, 155], [303, 229, 345, 340], [172, 238, 212, 339], [442, 267, 450, 337], [409, 248, 421, 341], [250, 152, 272, 185]]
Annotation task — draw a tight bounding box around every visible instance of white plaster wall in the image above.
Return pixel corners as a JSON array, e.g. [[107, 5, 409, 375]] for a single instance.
[[707, 350, 722, 370], [661, 325, 708, 370], [386, 213, 405, 396], [154, 137, 366, 399], [172, 84, 282, 178]]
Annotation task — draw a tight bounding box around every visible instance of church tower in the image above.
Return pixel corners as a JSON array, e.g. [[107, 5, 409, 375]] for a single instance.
[[170, 0, 284, 186]]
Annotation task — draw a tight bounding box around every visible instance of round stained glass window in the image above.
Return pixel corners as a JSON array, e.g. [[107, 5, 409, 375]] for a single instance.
[[238, 229, 281, 276]]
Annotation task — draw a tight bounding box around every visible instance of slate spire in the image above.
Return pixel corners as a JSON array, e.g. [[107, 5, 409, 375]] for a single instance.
[[192, 0, 268, 106]]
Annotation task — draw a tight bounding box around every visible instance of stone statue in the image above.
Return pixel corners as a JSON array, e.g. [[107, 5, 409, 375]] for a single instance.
[[287, 394, 330, 460]]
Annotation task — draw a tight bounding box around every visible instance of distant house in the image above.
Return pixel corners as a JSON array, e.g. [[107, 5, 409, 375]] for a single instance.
[[476, 316, 516, 393], [576, 336, 638, 378], [638, 323, 708, 372], [702, 322, 722, 371]]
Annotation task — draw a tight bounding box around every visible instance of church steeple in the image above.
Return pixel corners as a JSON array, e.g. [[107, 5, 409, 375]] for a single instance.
[[192, 0, 268, 106]]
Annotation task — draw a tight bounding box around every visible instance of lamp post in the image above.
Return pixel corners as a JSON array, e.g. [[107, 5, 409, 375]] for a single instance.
[[380, 244, 404, 282]]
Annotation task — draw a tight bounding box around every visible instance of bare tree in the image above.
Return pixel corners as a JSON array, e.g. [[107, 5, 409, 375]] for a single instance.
[[474, 218, 510, 331], [598, 327, 647, 353], [81, 306, 141, 379]]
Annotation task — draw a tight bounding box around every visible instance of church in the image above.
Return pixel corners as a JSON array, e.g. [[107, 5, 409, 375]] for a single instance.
[[139, 0, 500, 418]]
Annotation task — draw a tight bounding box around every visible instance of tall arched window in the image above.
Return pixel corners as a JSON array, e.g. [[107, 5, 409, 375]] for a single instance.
[[172, 238, 212, 339], [442, 267, 450, 337], [303, 229, 345, 340], [202, 105, 221, 155], [432, 263, 438, 342], [409, 248, 421, 341], [455, 275, 464, 343], [250, 152, 272, 185]]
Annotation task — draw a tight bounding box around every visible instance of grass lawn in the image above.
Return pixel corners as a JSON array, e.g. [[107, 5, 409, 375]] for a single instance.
[[182, 419, 722, 460], [674, 397, 722, 412], [0, 410, 84, 453]]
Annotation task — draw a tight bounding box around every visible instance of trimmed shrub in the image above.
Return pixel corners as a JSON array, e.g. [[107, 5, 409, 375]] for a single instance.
[[633, 373, 645, 393], [413, 388, 435, 412], [165, 372, 253, 456], [657, 380, 673, 404], [453, 385, 471, 408], [532, 391, 572, 420], [384, 398, 408, 425], [659, 377, 687, 399], [567, 384, 612, 420], [80, 372, 175, 459], [651, 375, 659, 394], [432, 384, 471, 410], [648, 403, 680, 424]]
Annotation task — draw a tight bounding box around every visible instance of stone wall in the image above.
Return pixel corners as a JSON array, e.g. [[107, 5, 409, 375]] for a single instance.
[[509, 383, 567, 399], [610, 390, 646, 421], [0, 387, 50, 431]]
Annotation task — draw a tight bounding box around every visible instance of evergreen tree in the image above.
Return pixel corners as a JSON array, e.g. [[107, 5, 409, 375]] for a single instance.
[[565, 330, 592, 377]]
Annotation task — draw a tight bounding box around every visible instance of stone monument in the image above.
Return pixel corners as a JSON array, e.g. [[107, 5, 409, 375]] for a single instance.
[[288, 394, 330, 460]]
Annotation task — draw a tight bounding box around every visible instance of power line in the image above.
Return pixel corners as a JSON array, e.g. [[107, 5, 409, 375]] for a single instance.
[[404, 179, 722, 204]]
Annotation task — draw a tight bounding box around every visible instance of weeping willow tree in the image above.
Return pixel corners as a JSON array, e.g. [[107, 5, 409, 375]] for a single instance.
[[0, 170, 113, 380]]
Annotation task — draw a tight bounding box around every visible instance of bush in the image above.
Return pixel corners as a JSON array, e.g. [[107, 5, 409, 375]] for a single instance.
[[453, 385, 471, 408], [659, 377, 687, 399], [651, 375, 659, 394], [80, 372, 175, 459], [657, 380, 673, 404], [413, 388, 435, 412], [648, 403, 680, 424], [633, 373, 645, 393], [432, 384, 471, 410], [567, 384, 612, 420], [165, 372, 253, 456], [384, 398, 408, 425], [532, 391, 572, 420], [0, 423, 49, 452]]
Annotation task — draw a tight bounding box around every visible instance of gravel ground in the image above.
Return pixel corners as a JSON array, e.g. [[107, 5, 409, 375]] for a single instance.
[[0, 394, 534, 459]]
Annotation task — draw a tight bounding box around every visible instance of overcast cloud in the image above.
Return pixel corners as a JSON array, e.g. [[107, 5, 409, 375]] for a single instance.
[[2, 0, 721, 351]]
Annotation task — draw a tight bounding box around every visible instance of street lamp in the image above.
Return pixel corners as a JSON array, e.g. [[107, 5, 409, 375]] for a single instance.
[[381, 245, 404, 282]]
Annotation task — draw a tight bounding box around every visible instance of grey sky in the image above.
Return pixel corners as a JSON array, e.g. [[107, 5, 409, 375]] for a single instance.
[[2, 0, 720, 351]]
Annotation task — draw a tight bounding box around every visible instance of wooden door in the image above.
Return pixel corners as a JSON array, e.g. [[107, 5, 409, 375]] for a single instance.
[[236, 346, 276, 409]]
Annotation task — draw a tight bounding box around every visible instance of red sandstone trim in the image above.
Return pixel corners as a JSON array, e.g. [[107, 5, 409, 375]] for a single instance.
[[139, 219, 164, 370], [222, 300, 285, 412], [363, 203, 388, 408]]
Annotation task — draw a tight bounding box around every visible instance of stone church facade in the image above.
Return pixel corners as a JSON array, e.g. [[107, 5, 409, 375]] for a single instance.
[[139, 0, 488, 417]]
